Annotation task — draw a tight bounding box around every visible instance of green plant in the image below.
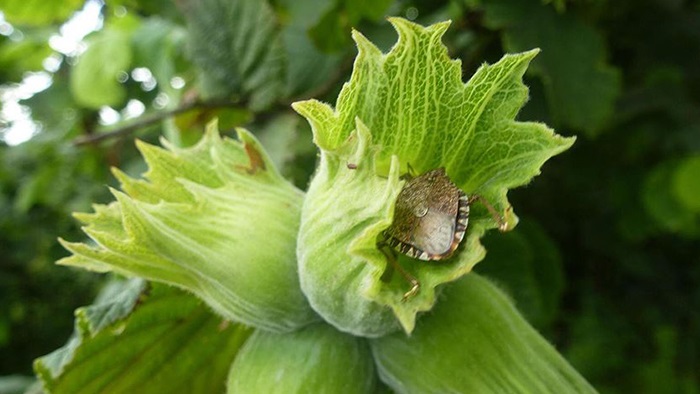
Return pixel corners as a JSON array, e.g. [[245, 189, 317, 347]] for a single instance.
[[35, 19, 595, 393], [3, 0, 699, 392]]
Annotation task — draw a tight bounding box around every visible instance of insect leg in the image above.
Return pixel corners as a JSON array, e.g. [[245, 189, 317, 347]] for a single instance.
[[468, 195, 508, 231], [377, 240, 420, 301], [400, 162, 417, 181]]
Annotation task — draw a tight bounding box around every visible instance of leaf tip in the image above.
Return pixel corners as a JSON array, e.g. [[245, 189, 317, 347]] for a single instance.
[[56, 237, 70, 250], [351, 28, 381, 57], [561, 134, 577, 148], [134, 139, 163, 167], [205, 117, 220, 134], [292, 99, 328, 118], [72, 211, 92, 223], [111, 166, 132, 186], [107, 186, 126, 200], [134, 138, 148, 151], [397, 315, 416, 334], [235, 127, 276, 175], [292, 99, 336, 149], [387, 17, 451, 37], [523, 47, 541, 58], [108, 187, 140, 217]]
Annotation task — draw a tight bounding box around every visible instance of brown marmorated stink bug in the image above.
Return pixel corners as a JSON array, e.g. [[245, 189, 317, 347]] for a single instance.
[[378, 167, 507, 301]]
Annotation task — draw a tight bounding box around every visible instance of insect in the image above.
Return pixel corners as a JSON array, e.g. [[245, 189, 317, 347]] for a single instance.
[[379, 167, 506, 301]]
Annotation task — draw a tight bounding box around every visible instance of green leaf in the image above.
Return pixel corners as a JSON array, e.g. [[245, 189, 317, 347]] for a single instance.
[[13, 161, 59, 213], [471, 0, 567, 12], [19, 74, 77, 131], [178, 0, 284, 110], [562, 293, 629, 388], [345, 0, 393, 21], [476, 219, 564, 327], [281, 25, 344, 98], [0, 30, 53, 82], [636, 327, 699, 394], [131, 18, 186, 99], [474, 0, 621, 136], [34, 279, 252, 393], [227, 322, 376, 393], [295, 19, 573, 191], [275, 0, 332, 27], [59, 123, 318, 332], [294, 18, 573, 335], [307, 7, 353, 53], [307, 0, 393, 53], [0, 375, 35, 394], [0, 0, 83, 25], [542, 0, 566, 12], [70, 28, 133, 109], [370, 274, 597, 393], [672, 155, 700, 214], [643, 160, 700, 236], [255, 113, 314, 175], [275, 0, 346, 97]]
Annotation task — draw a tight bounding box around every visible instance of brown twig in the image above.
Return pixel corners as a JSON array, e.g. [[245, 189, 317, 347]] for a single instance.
[[73, 99, 236, 146], [74, 54, 355, 147]]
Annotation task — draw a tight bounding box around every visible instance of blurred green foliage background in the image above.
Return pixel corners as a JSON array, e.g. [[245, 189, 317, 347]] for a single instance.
[[0, 0, 698, 392]]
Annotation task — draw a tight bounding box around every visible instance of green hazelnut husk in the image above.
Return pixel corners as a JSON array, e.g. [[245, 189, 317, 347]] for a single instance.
[[59, 123, 317, 332], [370, 273, 597, 393], [227, 323, 376, 393]]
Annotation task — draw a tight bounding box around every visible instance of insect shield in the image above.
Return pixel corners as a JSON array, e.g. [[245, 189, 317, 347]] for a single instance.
[[380, 168, 505, 300]]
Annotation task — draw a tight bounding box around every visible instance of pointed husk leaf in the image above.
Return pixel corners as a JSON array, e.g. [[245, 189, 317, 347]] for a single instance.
[[294, 18, 574, 335], [59, 122, 317, 332]]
